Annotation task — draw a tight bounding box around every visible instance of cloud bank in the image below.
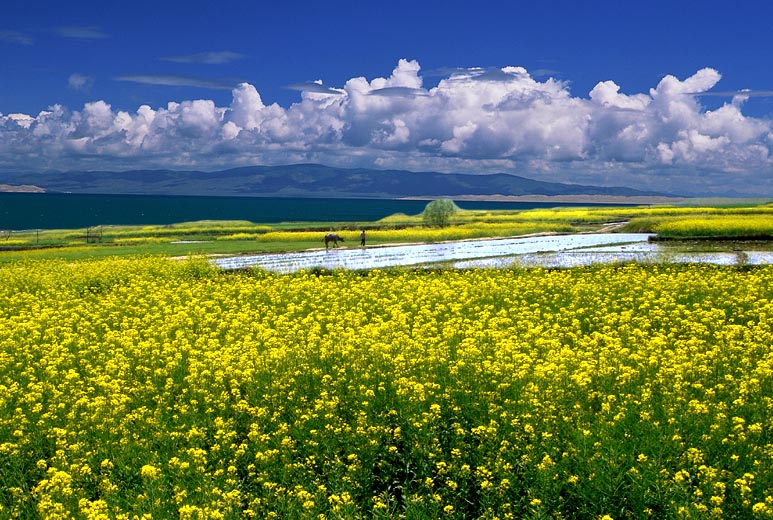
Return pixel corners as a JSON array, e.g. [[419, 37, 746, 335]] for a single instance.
[[2, 59, 772, 194]]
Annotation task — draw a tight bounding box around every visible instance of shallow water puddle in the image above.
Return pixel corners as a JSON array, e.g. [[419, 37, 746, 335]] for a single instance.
[[455, 243, 773, 269], [213, 233, 773, 273], [214, 233, 654, 272]]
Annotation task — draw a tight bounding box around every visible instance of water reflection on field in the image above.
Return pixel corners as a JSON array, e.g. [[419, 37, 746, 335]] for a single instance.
[[214, 234, 650, 272], [455, 242, 773, 269], [214, 234, 773, 273]]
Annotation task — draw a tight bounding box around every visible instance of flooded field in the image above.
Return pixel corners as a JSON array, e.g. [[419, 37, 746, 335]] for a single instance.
[[455, 241, 773, 269], [212, 233, 773, 272]]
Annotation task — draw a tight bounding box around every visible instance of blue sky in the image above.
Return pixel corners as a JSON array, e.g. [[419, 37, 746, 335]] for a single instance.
[[2, 0, 773, 195]]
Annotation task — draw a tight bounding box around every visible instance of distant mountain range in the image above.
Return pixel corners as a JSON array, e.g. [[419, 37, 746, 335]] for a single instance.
[[0, 164, 677, 200]]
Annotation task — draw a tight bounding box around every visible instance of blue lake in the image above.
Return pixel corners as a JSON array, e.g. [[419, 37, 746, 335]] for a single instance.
[[0, 192, 617, 230]]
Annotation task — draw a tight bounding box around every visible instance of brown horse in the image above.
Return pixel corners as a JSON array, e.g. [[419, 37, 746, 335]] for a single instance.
[[324, 233, 344, 249]]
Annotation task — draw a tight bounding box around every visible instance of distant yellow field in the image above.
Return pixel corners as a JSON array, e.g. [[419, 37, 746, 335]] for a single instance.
[[653, 215, 773, 238], [3, 203, 773, 259], [255, 221, 574, 244]]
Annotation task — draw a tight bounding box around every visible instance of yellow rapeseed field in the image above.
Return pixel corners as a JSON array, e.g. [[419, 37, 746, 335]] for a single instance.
[[652, 215, 773, 239], [1, 257, 772, 518], [255, 222, 574, 245]]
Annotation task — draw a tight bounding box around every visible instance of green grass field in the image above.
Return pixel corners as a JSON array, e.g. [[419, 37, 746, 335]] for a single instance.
[[3, 201, 772, 263]]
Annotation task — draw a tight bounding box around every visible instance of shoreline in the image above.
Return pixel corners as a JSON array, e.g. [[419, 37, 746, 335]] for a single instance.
[[400, 194, 687, 205]]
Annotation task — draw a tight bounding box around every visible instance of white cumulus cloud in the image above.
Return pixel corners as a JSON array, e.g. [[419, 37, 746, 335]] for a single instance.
[[1, 60, 772, 194]]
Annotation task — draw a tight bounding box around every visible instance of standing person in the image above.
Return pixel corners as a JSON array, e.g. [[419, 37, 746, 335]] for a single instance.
[[360, 229, 366, 248]]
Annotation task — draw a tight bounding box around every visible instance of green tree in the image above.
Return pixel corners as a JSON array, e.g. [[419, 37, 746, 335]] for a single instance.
[[422, 199, 458, 228]]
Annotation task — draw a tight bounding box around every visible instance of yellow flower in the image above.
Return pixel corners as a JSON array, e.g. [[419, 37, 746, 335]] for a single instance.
[[140, 464, 159, 479]]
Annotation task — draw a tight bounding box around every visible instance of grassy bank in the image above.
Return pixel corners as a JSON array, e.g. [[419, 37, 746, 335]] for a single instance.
[[2, 201, 773, 262]]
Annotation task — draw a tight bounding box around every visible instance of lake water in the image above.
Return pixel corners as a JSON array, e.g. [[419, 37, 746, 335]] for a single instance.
[[213, 234, 773, 272], [0, 192, 614, 230]]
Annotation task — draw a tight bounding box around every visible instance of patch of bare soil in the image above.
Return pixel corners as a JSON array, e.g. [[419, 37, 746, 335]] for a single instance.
[[0, 184, 46, 193]]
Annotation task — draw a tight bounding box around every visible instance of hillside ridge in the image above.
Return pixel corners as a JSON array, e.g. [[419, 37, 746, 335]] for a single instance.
[[0, 163, 676, 199]]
